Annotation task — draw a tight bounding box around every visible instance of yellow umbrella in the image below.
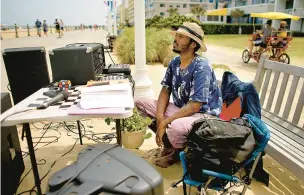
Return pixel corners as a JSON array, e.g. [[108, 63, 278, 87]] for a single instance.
[[206, 8, 228, 16], [250, 12, 300, 21]]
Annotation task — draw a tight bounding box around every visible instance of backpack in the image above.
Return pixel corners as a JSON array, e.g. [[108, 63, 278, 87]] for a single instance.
[[186, 117, 255, 187]]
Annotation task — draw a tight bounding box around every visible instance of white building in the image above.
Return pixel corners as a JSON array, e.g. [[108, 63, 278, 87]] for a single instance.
[[224, 0, 303, 32], [273, 0, 304, 32], [144, 0, 226, 23], [122, 0, 303, 32]]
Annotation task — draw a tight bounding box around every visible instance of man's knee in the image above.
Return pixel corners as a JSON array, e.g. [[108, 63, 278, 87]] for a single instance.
[[135, 99, 148, 111], [166, 119, 190, 149], [135, 98, 157, 118]]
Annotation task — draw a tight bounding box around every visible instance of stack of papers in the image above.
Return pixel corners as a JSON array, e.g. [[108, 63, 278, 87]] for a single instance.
[[80, 83, 134, 109], [68, 83, 134, 115]]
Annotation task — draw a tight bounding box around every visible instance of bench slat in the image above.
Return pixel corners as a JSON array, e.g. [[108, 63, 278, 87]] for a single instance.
[[263, 60, 304, 78], [263, 118, 304, 158], [274, 73, 290, 115], [266, 71, 280, 111], [260, 69, 272, 107], [265, 140, 304, 181], [270, 132, 304, 159], [292, 83, 304, 124], [262, 109, 304, 137], [283, 75, 300, 119], [254, 59, 266, 93], [262, 120, 304, 155]]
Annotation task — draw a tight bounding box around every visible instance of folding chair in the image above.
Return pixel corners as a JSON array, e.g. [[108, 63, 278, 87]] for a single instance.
[[179, 114, 270, 195]]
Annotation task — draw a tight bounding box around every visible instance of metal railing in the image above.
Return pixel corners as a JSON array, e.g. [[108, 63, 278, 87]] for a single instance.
[[294, 8, 304, 18], [276, 8, 293, 15], [0, 24, 100, 40]]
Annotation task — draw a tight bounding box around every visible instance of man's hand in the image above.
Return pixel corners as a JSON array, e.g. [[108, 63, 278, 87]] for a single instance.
[[156, 121, 167, 147]]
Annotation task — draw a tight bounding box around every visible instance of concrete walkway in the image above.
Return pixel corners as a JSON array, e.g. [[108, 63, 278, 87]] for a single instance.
[[1, 30, 304, 195]]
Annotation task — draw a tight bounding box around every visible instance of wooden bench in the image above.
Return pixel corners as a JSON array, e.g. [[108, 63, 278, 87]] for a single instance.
[[254, 59, 304, 181]]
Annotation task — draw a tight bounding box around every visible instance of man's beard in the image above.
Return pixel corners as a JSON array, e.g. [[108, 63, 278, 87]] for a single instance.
[[172, 40, 181, 54], [172, 40, 191, 54]]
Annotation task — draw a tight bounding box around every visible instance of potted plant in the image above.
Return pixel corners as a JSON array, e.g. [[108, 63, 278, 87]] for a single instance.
[[105, 108, 152, 149]]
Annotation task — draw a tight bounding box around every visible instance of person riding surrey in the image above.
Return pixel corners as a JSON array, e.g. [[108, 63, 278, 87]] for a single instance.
[[249, 20, 274, 56]]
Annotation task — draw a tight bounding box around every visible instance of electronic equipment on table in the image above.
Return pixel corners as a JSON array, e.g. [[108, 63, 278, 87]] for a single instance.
[[102, 64, 131, 75]]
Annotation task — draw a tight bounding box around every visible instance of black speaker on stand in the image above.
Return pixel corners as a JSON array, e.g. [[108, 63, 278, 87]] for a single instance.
[[2, 47, 50, 104], [49, 43, 106, 85], [1, 93, 25, 195]]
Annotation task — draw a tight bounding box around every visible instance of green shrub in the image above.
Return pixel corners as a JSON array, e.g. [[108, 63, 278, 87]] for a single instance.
[[201, 24, 262, 35], [114, 27, 174, 66], [146, 15, 201, 29], [293, 31, 304, 37]]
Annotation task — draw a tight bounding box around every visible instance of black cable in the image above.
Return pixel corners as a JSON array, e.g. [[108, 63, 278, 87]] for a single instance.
[[22, 122, 61, 159], [16, 189, 38, 195], [17, 140, 78, 195], [105, 46, 116, 65], [39, 139, 78, 183], [15, 159, 47, 195], [17, 120, 108, 194], [7, 83, 11, 91]]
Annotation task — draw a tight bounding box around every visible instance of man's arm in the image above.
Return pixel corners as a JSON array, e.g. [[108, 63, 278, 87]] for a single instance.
[[156, 87, 170, 117], [157, 59, 175, 126]]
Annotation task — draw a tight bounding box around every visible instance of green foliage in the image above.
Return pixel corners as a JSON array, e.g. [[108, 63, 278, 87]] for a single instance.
[[114, 27, 174, 66], [105, 108, 152, 134], [231, 9, 245, 24], [190, 5, 206, 20], [167, 8, 179, 16], [146, 15, 201, 29], [202, 24, 262, 35]]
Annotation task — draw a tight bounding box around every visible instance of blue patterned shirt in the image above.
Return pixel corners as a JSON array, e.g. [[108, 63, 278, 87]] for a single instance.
[[161, 55, 222, 116]]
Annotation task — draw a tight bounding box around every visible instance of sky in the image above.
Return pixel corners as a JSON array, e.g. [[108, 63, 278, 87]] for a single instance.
[[1, 0, 121, 26]]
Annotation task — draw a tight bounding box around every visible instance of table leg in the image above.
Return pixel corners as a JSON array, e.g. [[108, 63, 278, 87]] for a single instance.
[[77, 120, 83, 145], [23, 123, 42, 195], [115, 119, 122, 146]]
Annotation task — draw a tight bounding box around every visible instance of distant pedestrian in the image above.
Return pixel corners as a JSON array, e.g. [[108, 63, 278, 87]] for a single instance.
[[43, 20, 48, 36], [54, 19, 61, 38], [35, 19, 42, 37], [94, 24, 97, 32], [60, 19, 64, 36]]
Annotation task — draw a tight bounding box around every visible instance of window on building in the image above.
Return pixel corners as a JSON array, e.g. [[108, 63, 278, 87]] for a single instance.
[[169, 5, 173, 8], [160, 12, 165, 16], [160, 4, 165, 7], [183, 4, 187, 8], [285, 0, 294, 9], [176, 5, 180, 8]]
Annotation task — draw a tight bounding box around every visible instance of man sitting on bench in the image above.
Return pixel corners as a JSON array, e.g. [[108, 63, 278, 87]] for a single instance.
[[136, 22, 222, 168]]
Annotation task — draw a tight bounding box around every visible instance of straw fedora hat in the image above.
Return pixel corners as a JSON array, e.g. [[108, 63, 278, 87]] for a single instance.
[[171, 22, 207, 52]]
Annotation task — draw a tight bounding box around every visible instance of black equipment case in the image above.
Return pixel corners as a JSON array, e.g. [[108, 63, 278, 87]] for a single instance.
[[46, 144, 163, 195]]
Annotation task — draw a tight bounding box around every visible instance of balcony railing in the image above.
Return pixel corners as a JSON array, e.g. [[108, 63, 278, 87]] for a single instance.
[[277, 8, 293, 15], [294, 8, 304, 18]]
